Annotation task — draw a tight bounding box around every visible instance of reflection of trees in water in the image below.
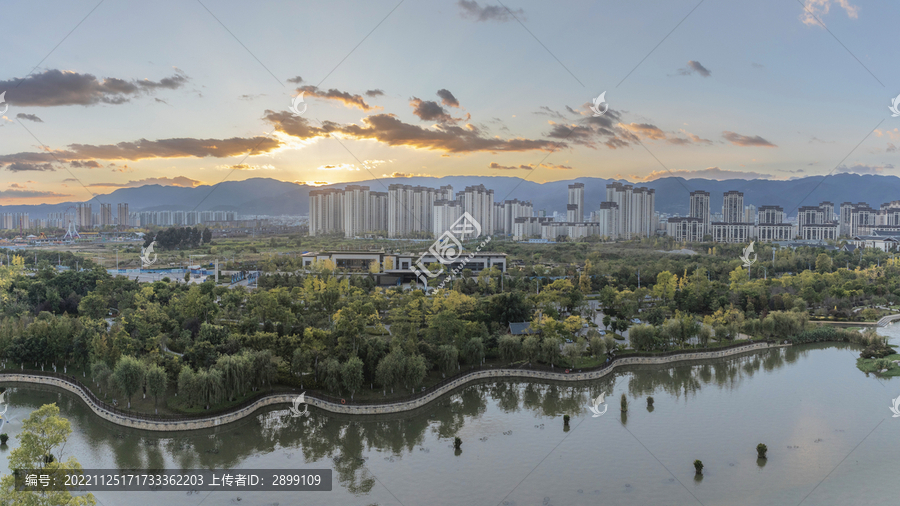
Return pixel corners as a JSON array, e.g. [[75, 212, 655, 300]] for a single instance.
[[8, 345, 841, 495], [625, 348, 795, 400], [490, 381, 520, 413]]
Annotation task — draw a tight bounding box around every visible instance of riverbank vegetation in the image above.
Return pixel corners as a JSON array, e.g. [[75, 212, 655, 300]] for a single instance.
[[1, 240, 898, 415]]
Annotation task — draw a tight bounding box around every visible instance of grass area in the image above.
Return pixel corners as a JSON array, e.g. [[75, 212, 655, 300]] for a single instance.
[[856, 354, 900, 376]]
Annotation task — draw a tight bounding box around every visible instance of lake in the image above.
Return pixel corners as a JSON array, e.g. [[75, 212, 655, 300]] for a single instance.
[[3, 325, 900, 505]]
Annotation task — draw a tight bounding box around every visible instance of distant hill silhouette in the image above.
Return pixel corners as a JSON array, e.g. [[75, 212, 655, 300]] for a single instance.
[[4, 173, 898, 219]]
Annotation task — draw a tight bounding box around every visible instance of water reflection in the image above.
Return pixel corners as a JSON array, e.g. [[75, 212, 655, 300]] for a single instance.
[[0, 342, 869, 501]]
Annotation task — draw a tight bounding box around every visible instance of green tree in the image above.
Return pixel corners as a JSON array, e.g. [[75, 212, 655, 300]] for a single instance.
[[145, 364, 168, 414], [629, 324, 657, 352], [291, 348, 311, 387], [522, 335, 541, 364], [342, 356, 365, 399], [498, 334, 522, 363], [323, 358, 342, 393], [0, 404, 96, 506], [90, 361, 112, 396], [196, 368, 225, 409], [542, 337, 562, 368], [652, 271, 678, 302], [697, 325, 711, 347], [462, 337, 485, 366], [77, 293, 108, 319], [562, 342, 581, 368], [112, 356, 146, 409], [589, 335, 606, 357], [435, 344, 459, 375], [376, 351, 404, 394], [815, 253, 833, 274], [404, 354, 428, 394], [177, 365, 199, 407], [216, 353, 251, 400]]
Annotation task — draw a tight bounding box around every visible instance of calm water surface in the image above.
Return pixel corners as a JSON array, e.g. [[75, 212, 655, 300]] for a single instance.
[[4, 326, 900, 505]]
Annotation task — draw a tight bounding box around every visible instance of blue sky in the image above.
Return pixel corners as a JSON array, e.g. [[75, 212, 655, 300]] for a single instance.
[[0, 0, 898, 205]]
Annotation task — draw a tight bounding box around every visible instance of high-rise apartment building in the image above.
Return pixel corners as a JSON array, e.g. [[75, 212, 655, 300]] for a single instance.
[[667, 217, 704, 243], [744, 204, 757, 225], [117, 203, 129, 228], [710, 191, 752, 243], [722, 191, 743, 223], [592, 201, 619, 239], [567, 183, 584, 222], [797, 202, 838, 241], [76, 203, 92, 229], [309, 188, 343, 236], [100, 203, 112, 227], [605, 182, 654, 239], [689, 190, 710, 237], [756, 205, 793, 241], [566, 204, 580, 223], [495, 199, 533, 235], [387, 184, 453, 238], [456, 185, 493, 238]]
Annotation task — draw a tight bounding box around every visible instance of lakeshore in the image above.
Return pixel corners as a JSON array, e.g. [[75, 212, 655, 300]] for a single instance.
[[0, 340, 783, 431]]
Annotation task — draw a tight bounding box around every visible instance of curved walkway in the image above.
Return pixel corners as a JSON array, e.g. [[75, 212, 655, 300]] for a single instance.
[[877, 313, 900, 327], [0, 341, 783, 432]]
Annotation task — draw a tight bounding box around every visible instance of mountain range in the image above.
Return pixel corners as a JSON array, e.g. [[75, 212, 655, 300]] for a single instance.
[[4, 173, 899, 219]]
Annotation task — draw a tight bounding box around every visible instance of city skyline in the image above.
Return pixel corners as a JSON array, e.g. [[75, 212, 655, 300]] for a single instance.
[[2, 0, 900, 208]]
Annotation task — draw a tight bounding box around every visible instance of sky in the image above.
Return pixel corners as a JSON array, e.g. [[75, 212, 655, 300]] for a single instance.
[[0, 0, 899, 206]]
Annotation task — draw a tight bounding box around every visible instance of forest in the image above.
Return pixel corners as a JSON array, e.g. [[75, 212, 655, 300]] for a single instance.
[[0, 240, 897, 413]]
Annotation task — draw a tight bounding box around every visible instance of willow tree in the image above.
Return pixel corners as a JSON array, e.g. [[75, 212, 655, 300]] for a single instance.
[[291, 348, 311, 387], [178, 365, 199, 407], [342, 356, 364, 399], [216, 353, 251, 400], [404, 354, 428, 394], [323, 358, 342, 393], [462, 337, 485, 366], [145, 364, 168, 414], [196, 368, 225, 410], [498, 335, 522, 363], [90, 361, 112, 396], [112, 356, 145, 409], [435, 345, 459, 376], [376, 351, 404, 395]]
